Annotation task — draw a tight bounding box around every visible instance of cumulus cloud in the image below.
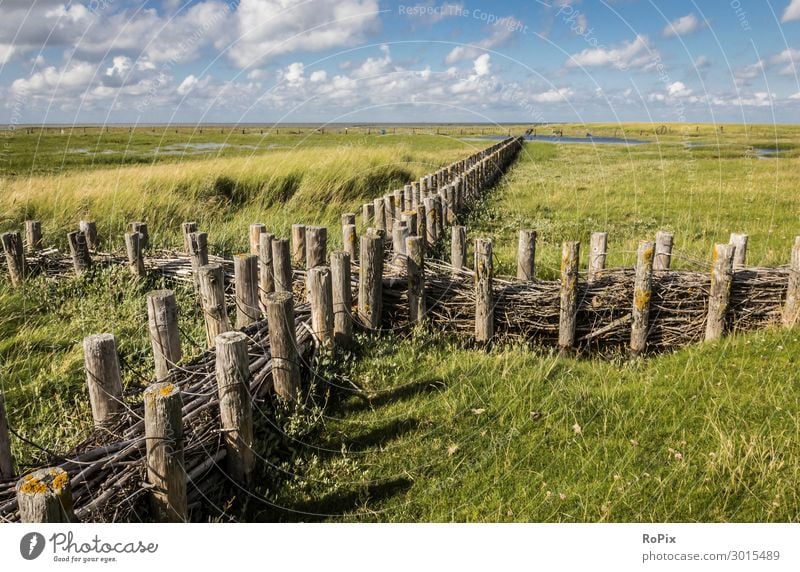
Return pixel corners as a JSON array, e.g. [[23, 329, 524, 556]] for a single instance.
[[667, 81, 692, 98], [444, 16, 523, 64], [769, 48, 799, 75], [473, 54, 491, 76], [529, 87, 573, 103], [734, 60, 765, 80], [662, 13, 701, 38], [782, 0, 800, 22], [565, 35, 657, 71]]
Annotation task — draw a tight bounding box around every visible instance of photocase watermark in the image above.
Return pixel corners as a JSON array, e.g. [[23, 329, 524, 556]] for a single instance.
[[730, 0, 752, 32], [20, 532, 46, 561], [19, 531, 158, 564], [398, 4, 530, 34], [87, 0, 117, 16]]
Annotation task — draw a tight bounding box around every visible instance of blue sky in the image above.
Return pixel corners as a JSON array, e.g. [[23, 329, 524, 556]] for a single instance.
[[1, 0, 799, 124]]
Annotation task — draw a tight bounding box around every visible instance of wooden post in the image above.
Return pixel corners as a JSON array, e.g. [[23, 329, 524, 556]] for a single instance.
[[147, 290, 181, 380], [401, 211, 418, 237], [129, 222, 149, 249], [271, 238, 293, 294], [586, 232, 607, 282], [331, 252, 353, 347], [198, 263, 231, 346], [181, 221, 198, 254], [341, 213, 356, 227], [291, 224, 306, 267], [214, 331, 254, 483], [234, 254, 260, 328], [249, 224, 266, 255], [305, 226, 327, 269], [515, 229, 536, 281], [374, 197, 386, 232], [124, 231, 146, 277], [265, 292, 301, 400], [451, 225, 467, 270], [384, 196, 395, 234], [83, 333, 124, 426], [783, 236, 800, 327], [308, 266, 334, 346], [392, 221, 409, 265], [1, 232, 25, 287], [16, 467, 74, 523], [25, 220, 42, 253], [558, 241, 580, 354], [729, 233, 748, 268], [705, 243, 735, 341], [474, 238, 493, 343], [424, 198, 436, 248], [630, 241, 655, 356], [343, 223, 358, 263], [654, 231, 674, 271], [259, 232, 275, 312], [433, 197, 444, 242], [144, 382, 186, 522], [407, 236, 426, 324], [80, 220, 98, 251], [358, 232, 383, 330], [188, 232, 209, 292], [362, 203, 375, 227], [416, 203, 427, 250], [0, 393, 13, 479]]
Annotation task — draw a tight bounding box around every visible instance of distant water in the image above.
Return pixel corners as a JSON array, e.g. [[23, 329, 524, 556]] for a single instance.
[[465, 134, 648, 145]]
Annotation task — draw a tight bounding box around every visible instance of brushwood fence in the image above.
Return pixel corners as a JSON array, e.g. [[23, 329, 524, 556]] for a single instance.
[[1, 135, 798, 522]]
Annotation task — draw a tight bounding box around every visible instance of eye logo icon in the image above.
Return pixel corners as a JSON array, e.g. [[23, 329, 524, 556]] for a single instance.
[[20, 532, 46, 560]]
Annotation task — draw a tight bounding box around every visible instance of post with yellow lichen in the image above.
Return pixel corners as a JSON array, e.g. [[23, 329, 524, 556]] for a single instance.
[[147, 290, 181, 381], [1, 231, 25, 287], [630, 241, 655, 357], [558, 241, 581, 355], [705, 243, 735, 342], [265, 292, 301, 401], [198, 263, 231, 347], [83, 334, 125, 426], [215, 332, 254, 484], [234, 254, 260, 328], [782, 236, 800, 327], [331, 252, 353, 348], [144, 382, 186, 522], [0, 393, 13, 479], [341, 213, 356, 228], [654, 230, 674, 271], [587, 232, 607, 282], [16, 467, 74, 523], [373, 198, 386, 233], [474, 238, 493, 344], [358, 231, 383, 331], [343, 223, 358, 264]]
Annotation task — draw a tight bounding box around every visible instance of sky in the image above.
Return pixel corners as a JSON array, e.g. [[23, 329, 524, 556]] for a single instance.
[[0, 0, 799, 124]]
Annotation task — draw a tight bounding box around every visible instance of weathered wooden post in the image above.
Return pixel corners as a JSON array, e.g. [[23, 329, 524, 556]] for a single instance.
[[416, 203, 427, 250], [16, 467, 74, 523], [265, 292, 301, 400], [341, 213, 356, 227], [331, 252, 353, 347], [558, 241, 580, 355], [729, 233, 748, 268], [358, 232, 383, 330], [124, 231, 146, 277], [291, 224, 306, 267], [308, 266, 334, 346], [188, 231, 209, 292], [362, 203, 375, 227], [1, 232, 25, 287], [144, 382, 186, 522], [451, 225, 467, 270], [474, 238, 493, 343], [249, 224, 266, 255], [516, 229, 536, 281], [407, 236, 426, 324], [198, 263, 231, 346], [630, 241, 655, 357], [783, 236, 800, 327], [181, 221, 198, 254], [234, 254, 260, 328], [271, 238, 293, 293], [147, 290, 181, 380], [83, 333, 125, 426], [424, 197, 436, 248], [305, 226, 327, 269], [259, 232, 275, 311], [0, 393, 13, 479], [343, 223, 358, 263], [705, 243, 735, 341], [68, 231, 92, 275], [373, 197, 386, 232], [401, 211, 418, 237], [384, 196, 395, 234], [80, 220, 98, 251], [654, 231, 674, 271], [587, 232, 607, 282], [215, 331, 254, 483], [433, 197, 444, 241], [129, 221, 149, 249], [25, 220, 42, 253], [392, 221, 409, 266]]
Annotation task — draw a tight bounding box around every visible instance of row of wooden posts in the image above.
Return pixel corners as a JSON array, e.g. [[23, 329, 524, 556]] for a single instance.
[[0, 137, 524, 522]]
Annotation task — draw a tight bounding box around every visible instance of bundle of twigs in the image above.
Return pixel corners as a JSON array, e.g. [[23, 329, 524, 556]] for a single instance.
[[0, 306, 314, 523]]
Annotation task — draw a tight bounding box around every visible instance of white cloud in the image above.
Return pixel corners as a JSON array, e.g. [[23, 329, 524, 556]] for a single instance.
[[782, 0, 800, 22], [565, 35, 657, 71], [444, 16, 523, 64], [790, 91, 800, 100], [694, 55, 711, 69], [310, 70, 328, 82], [662, 13, 701, 38], [529, 87, 573, 103], [11, 61, 95, 94], [769, 48, 799, 75], [283, 62, 305, 85], [667, 81, 692, 97], [473, 54, 491, 76], [0, 44, 16, 65], [734, 60, 765, 80]]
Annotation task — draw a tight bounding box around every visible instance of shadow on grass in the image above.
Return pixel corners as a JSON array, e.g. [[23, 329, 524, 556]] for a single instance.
[[317, 417, 421, 454], [335, 377, 447, 414]]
